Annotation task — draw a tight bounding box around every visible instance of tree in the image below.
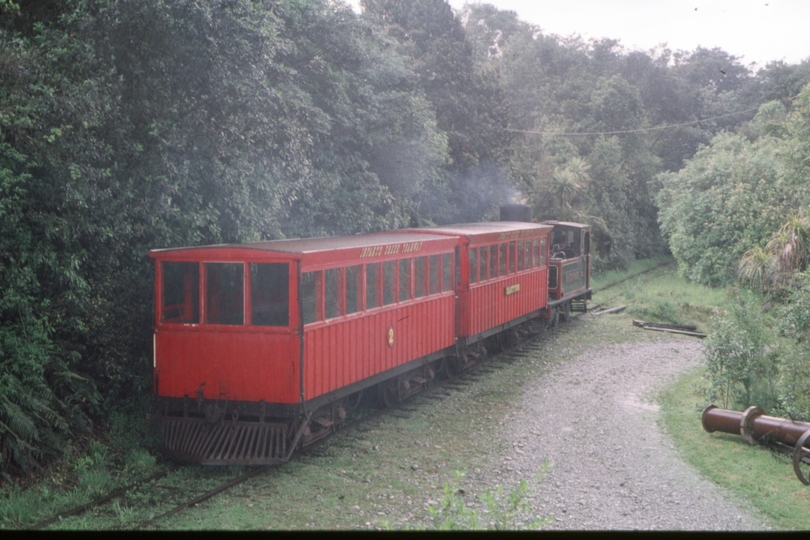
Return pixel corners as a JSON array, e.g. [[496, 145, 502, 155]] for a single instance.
[[657, 126, 789, 286], [362, 0, 515, 224]]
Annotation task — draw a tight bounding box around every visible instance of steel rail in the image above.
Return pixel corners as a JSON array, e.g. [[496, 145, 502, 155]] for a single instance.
[[27, 468, 175, 530], [130, 464, 272, 530]]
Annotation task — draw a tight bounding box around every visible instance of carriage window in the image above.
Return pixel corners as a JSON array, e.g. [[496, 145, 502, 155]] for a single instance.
[[518, 241, 525, 272], [346, 265, 362, 315], [533, 238, 540, 267], [489, 245, 498, 278], [399, 259, 412, 302], [509, 241, 516, 273], [429, 255, 440, 294], [325, 268, 343, 319], [366, 263, 380, 309], [480, 246, 488, 281], [301, 270, 322, 324], [442, 252, 453, 292], [162, 262, 199, 324], [525, 240, 532, 269], [205, 263, 244, 325], [250, 263, 289, 326], [469, 248, 478, 284], [540, 238, 547, 266], [383, 260, 397, 306], [414, 256, 427, 298], [499, 243, 507, 276]]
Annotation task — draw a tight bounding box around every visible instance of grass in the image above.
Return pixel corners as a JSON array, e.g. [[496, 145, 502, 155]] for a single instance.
[[592, 256, 727, 329], [659, 368, 810, 530], [590, 254, 674, 291]]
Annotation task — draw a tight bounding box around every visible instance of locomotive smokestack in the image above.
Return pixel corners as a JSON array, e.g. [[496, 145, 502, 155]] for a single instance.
[[500, 204, 533, 222]]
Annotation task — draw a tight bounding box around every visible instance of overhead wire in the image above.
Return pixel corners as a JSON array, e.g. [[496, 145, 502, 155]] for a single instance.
[[504, 106, 763, 136]]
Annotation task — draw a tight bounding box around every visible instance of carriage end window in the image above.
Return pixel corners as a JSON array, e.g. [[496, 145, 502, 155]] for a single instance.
[[205, 263, 244, 325], [250, 263, 289, 326], [162, 261, 199, 324]]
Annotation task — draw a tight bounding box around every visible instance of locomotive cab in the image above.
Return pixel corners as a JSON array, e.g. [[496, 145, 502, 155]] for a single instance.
[[545, 221, 592, 318]]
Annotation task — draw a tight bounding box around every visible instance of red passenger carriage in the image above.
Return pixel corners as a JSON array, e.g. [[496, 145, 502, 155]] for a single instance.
[[400, 222, 553, 371], [150, 232, 458, 464]]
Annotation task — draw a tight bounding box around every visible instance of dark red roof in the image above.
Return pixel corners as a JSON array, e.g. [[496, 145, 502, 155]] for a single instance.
[[150, 232, 453, 256], [400, 221, 553, 244], [543, 220, 591, 229]]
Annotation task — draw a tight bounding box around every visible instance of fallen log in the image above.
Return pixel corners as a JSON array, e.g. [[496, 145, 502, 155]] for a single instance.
[[632, 319, 706, 338], [591, 305, 626, 316], [631, 320, 698, 332]]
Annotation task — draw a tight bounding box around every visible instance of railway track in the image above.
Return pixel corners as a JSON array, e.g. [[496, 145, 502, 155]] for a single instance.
[[27, 321, 561, 531]]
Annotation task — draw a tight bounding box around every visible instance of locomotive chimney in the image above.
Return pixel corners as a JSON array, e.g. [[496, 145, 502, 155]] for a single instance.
[[500, 204, 533, 222]]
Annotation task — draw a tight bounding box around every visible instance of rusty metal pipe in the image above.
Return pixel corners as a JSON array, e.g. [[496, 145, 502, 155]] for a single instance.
[[702, 405, 810, 444], [701, 406, 744, 435], [702, 405, 810, 485]]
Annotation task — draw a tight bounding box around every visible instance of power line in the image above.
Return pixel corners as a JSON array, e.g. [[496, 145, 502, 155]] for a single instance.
[[504, 106, 762, 136]]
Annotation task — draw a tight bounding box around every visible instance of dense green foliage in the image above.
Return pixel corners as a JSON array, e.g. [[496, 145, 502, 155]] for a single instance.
[[1, 0, 810, 476], [657, 95, 810, 287]]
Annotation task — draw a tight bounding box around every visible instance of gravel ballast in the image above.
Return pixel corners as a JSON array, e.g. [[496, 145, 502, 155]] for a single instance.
[[490, 338, 770, 531]]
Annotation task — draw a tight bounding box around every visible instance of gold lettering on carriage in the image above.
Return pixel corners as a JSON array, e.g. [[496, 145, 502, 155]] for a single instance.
[[497, 230, 536, 240], [360, 242, 423, 258], [505, 284, 521, 296]]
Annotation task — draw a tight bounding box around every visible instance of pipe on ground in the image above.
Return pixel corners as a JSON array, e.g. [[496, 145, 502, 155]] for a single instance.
[[702, 405, 810, 485]]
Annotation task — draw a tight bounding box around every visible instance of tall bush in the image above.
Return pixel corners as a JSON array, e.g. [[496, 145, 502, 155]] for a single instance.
[[701, 291, 779, 410]]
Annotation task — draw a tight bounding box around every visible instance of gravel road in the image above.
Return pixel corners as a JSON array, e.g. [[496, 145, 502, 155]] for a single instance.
[[489, 338, 771, 531]]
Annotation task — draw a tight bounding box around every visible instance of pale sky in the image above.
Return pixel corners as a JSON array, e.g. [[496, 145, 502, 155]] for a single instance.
[[349, 0, 810, 69]]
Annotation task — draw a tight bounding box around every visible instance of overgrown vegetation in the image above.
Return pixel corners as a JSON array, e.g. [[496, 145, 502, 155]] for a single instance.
[[700, 290, 779, 411]]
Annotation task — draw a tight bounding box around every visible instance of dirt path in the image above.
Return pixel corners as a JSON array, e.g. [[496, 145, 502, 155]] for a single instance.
[[491, 338, 770, 531]]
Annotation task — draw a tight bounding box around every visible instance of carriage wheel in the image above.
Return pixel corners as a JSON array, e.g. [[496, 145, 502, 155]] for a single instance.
[[445, 356, 462, 378], [380, 378, 401, 408], [345, 390, 363, 411], [548, 309, 560, 329], [432, 358, 446, 380], [560, 302, 571, 322]]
